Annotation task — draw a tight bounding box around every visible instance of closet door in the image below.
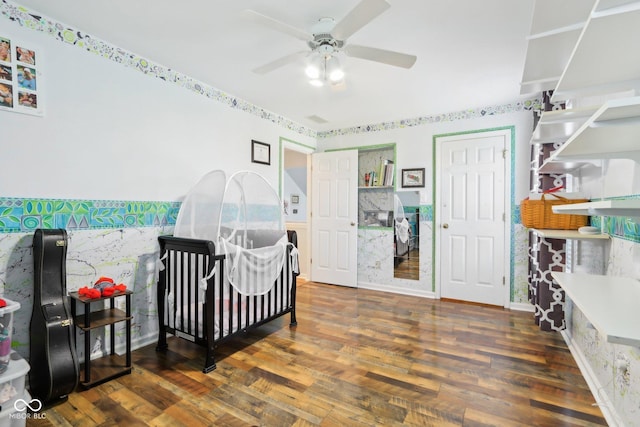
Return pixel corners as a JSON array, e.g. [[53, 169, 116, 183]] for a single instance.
[[437, 130, 508, 306], [311, 150, 358, 287]]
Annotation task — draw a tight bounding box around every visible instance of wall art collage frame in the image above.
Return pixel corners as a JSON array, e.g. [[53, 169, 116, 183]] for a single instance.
[[0, 33, 43, 116]]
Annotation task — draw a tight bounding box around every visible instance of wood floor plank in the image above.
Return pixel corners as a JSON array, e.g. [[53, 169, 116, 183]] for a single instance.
[[28, 281, 606, 426], [108, 387, 164, 421]]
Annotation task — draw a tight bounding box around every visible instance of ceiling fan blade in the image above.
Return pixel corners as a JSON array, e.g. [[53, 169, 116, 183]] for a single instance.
[[331, 0, 391, 40], [244, 10, 313, 42], [344, 44, 417, 69], [252, 51, 307, 74]]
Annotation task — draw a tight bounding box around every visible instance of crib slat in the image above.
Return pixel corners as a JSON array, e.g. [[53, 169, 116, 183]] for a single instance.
[[218, 256, 225, 341], [174, 251, 180, 326], [229, 276, 235, 336]]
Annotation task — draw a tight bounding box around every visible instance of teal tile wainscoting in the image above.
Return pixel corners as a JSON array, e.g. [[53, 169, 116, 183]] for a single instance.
[[0, 197, 180, 233]]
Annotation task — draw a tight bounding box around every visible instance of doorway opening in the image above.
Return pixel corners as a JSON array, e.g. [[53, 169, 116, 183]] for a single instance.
[[280, 137, 314, 280]]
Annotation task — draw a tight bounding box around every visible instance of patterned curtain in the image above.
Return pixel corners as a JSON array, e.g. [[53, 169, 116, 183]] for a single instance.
[[527, 91, 568, 332]]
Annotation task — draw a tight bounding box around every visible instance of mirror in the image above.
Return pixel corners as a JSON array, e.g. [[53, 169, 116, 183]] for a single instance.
[[394, 191, 420, 280]]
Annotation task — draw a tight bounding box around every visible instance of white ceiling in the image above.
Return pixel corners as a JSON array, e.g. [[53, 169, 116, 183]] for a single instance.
[[13, 0, 535, 132]]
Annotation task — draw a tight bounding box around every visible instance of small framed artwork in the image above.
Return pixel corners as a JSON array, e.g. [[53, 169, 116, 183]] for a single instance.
[[401, 168, 425, 188], [251, 139, 270, 165], [290, 194, 299, 204]]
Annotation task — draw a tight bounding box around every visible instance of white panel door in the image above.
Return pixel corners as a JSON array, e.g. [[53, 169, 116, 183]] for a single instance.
[[311, 150, 358, 287], [440, 132, 506, 306]]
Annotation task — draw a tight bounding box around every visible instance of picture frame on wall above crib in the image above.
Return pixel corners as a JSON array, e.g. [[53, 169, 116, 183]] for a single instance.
[[401, 168, 425, 188], [251, 139, 271, 165]]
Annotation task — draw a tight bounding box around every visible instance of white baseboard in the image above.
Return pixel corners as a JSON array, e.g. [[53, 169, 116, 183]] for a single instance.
[[357, 281, 437, 299], [110, 332, 158, 356], [508, 302, 535, 312], [560, 330, 623, 427]]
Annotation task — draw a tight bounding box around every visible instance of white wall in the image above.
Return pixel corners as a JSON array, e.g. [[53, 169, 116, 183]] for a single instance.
[[0, 18, 316, 201]]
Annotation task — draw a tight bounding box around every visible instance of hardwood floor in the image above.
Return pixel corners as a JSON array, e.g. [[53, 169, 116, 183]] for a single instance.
[[394, 248, 420, 280], [29, 281, 606, 426]]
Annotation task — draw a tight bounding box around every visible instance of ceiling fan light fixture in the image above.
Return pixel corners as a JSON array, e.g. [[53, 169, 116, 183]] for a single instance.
[[305, 55, 323, 79], [326, 56, 344, 82], [305, 64, 320, 79], [329, 69, 344, 82]]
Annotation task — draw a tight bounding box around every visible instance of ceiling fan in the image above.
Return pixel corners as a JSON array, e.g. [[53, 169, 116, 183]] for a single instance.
[[245, 0, 417, 82]]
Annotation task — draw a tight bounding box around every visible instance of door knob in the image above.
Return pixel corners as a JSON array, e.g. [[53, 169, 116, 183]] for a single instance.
[[442, 223, 449, 229], [351, 222, 356, 226]]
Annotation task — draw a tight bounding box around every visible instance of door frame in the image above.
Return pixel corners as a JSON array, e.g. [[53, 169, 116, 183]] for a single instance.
[[279, 137, 315, 280], [433, 127, 514, 308], [279, 137, 315, 201]]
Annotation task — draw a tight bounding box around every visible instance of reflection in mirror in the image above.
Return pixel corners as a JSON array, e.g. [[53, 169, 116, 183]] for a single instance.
[[394, 191, 420, 280]]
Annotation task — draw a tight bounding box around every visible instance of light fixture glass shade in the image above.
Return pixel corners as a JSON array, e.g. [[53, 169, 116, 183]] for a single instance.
[[325, 56, 344, 82], [306, 53, 344, 86], [305, 55, 322, 79], [305, 64, 320, 79], [329, 68, 344, 82]]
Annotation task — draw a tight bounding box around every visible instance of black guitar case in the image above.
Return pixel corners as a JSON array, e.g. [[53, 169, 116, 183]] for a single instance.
[[29, 229, 79, 405]]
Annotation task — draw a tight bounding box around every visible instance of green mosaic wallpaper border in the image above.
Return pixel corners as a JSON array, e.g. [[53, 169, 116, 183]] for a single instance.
[[590, 195, 640, 244], [0, 197, 179, 233], [3, 195, 637, 242]]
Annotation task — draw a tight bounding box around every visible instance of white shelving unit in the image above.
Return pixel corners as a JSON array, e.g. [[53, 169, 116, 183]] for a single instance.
[[522, 0, 640, 355], [526, 1, 640, 175], [520, 0, 593, 96], [357, 145, 395, 227], [551, 2, 640, 103], [549, 96, 640, 160], [552, 199, 640, 216], [552, 272, 640, 347], [531, 228, 610, 240], [531, 106, 597, 145], [538, 160, 593, 174]]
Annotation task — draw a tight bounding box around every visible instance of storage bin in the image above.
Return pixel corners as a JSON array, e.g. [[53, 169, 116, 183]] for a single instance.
[[0, 300, 20, 374], [0, 390, 29, 427], [0, 352, 29, 414]]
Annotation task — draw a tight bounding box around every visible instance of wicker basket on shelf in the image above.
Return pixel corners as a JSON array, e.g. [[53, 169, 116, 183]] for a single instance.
[[520, 193, 589, 230]]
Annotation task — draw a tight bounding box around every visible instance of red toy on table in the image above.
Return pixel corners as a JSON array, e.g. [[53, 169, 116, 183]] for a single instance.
[[78, 276, 127, 299]]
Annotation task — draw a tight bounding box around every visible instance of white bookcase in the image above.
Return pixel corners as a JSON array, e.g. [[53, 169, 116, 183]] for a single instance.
[[522, 0, 640, 351]]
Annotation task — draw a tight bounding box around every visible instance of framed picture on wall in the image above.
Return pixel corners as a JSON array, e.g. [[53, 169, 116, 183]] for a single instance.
[[401, 168, 425, 188], [0, 35, 43, 116], [251, 140, 270, 165]]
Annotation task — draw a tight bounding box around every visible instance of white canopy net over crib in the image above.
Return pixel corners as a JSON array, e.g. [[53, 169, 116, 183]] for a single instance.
[[218, 171, 289, 296], [394, 194, 410, 243], [173, 170, 227, 241], [173, 170, 291, 297]]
